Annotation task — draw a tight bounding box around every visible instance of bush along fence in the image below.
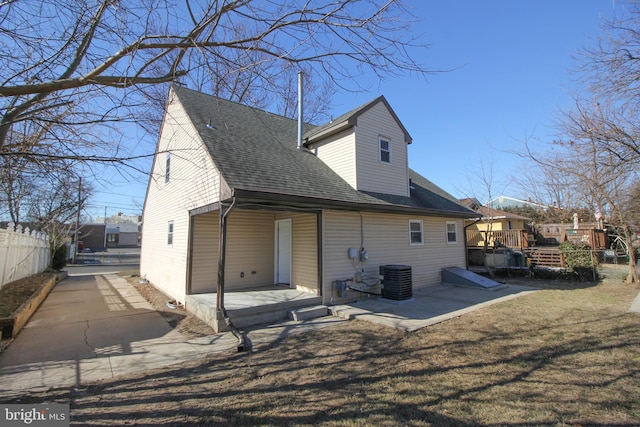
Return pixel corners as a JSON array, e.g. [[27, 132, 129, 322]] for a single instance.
[[558, 241, 599, 281], [0, 223, 50, 289]]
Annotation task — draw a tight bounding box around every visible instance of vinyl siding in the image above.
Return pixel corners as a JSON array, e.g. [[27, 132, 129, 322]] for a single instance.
[[221, 211, 318, 292], [186, 210, 319, 294], [354, 102, 409, 196], [140, 90, 222, 303], [190, 211, 219, 294], [224, 210, 275, 290], [118, 233, 139, 247], [322, 210, 465, 304], [311, 128, 357, 189], [310, 101, 409, 197], [288, 213, 318, 292]]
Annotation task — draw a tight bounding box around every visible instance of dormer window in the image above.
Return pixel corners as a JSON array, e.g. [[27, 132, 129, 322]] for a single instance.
[[379, 137, 391, 163]]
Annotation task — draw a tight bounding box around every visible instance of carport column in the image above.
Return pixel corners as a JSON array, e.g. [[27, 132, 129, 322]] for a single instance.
[[215, 198, 235, 332]]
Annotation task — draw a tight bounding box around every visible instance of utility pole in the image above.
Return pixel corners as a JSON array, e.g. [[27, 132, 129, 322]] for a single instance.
[[103, 206, 108, 251], [72, 178, 81, 264]]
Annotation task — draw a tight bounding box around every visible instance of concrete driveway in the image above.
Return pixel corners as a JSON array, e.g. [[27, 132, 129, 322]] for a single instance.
[[0, 273, 343, 397], [0, 274, 225, 396]]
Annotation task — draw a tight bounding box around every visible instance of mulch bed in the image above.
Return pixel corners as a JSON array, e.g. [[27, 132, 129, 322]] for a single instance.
[[0, 274, 54, 318]]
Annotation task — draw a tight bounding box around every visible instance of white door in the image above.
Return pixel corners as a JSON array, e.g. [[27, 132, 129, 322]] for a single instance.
[[275, 219, 292, 285]]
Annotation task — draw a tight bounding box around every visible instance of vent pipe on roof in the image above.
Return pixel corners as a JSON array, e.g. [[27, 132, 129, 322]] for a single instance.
[[297, 71, 303, 150]]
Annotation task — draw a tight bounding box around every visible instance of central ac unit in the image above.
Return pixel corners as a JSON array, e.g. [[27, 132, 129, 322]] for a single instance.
[[379, 264, 412, 301]]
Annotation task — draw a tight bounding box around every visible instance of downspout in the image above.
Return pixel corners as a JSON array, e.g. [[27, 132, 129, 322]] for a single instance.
[[316, 211, 323, 298], [216, 195, 246, 352]]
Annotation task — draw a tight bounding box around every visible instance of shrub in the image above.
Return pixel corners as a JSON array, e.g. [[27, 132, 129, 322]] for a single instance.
[[559, 241, 598, 281], [51, 244, 68, 270]]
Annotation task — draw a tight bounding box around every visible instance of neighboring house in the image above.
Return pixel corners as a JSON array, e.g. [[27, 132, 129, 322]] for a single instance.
[[461, 198, 532, 250], [67, 223, 107, 252], [106, 223, 141, 247], [141, 86, 477, 332], [77, 224, 108, 252]]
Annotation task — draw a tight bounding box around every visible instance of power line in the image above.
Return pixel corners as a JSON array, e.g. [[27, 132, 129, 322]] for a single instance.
[[90, 201, 141, 208], [92, 191, 145, 199]]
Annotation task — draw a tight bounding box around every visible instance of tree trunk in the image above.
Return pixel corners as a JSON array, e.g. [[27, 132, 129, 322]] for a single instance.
[[623, 224, 638, 284]]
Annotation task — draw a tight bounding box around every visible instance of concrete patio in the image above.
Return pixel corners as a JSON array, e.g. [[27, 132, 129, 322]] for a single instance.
[[331, 283, 538, 332]]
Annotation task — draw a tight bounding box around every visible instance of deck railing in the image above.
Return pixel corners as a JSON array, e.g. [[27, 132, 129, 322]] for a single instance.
[[466, 229, 530, 250]]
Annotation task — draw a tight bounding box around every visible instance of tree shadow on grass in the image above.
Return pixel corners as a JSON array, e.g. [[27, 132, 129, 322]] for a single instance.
[[2, 313, 639, 426]]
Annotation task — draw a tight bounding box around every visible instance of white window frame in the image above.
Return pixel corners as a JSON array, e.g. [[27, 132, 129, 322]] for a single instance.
[[167, 221, 174, 246], [446, 221, 458, 244], [165, 152, 171, 183], [379, 137, 391, 164], [409, 220, 424, 245]]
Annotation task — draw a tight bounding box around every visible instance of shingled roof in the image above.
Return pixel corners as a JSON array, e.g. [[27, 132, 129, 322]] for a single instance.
[[172, 85, 475, 217], [303, 95, 412, 145]]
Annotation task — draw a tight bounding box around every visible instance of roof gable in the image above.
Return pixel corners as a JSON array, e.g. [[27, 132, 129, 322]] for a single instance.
[[303, 95, 412, 145]]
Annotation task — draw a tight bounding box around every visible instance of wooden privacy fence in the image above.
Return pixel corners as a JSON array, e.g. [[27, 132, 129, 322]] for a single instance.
[[0, 223, 50, 289], [523, 247, 564, 268]]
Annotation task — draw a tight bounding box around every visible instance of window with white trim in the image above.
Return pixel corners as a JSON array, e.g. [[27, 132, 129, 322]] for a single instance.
[[167, 221, 174, 245], [379, 138, 391, 163], [446, 221, 458, 244], [165, 152, 171, 183], [409, 220, 424, 245]]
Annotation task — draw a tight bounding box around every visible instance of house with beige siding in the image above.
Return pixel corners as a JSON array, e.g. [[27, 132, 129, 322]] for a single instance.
[[141, 86, 477, 332]]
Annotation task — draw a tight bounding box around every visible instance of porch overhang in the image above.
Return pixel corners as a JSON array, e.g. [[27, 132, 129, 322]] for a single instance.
[[186, 196, 324, 334], [189, 202, 221, 216]]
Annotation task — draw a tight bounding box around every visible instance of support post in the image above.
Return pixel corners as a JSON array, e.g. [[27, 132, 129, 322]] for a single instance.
[[72, 178, 81, 264]]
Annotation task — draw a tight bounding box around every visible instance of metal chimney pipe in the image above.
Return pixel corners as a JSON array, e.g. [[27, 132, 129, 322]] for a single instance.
[[297, 71, 303, 150]]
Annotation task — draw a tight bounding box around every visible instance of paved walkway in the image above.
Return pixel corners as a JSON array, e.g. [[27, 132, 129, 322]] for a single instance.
[[0, 274, 342, 397], [630, 292, 640, 313], [0, 273, 537, 398]]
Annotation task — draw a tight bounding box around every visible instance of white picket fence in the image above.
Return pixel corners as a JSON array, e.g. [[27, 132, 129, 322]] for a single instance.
[[0, 223, 50, 289]]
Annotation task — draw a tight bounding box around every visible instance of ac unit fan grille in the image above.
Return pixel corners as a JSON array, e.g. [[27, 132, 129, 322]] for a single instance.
[[380, 265, 412, 301]]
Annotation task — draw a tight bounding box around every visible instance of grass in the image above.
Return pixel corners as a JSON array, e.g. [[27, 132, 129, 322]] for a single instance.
[[2, 265, 639, 426]]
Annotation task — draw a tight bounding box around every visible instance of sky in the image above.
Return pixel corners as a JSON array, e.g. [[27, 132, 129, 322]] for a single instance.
[[329, 0, 621, 203], [85, 0, 622, 221]]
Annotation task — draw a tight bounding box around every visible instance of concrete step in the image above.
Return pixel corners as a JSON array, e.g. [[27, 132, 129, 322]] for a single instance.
[[289, 305, 329, 321], [186, 294, 323, 332], [329, 305, 371, 320]]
